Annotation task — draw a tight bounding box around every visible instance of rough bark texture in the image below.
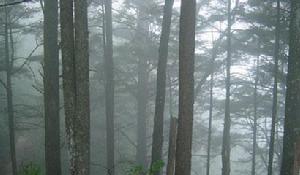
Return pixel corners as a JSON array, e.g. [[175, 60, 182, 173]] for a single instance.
[[60, 0, 90, 174], [151, 0, 174, 174], [4, 5, 17, 175], [135, 9, 149, 169], [267, 1, 280, 174], [43, 0, 61, 174], [280, 0, 300, 175], [206, 73, 213, 175], [174, 0, 195, 174], [74, 0, 90, 174], [166, 117, 177, 175], [104, 0, 115, 174], [251, 58, 259, 175], [221, 0, 232, 174]]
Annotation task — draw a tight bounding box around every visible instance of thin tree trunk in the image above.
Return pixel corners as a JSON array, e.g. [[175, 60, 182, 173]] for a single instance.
[[174, 0, 195, 174], [251, 57, 259, 175], [222, 0, 232, 174], [135, 9, 149, 169], [43, 0, 61, 174], [267, 0, 280, 174], [206, 73, 214, 175], [280, 0, 300, 175], [4, 4, 17, 175], [151, 0, 174, 174], [136, 52, 148, 169], [166, 117, 177, 175], [104, 0, 115, 174]]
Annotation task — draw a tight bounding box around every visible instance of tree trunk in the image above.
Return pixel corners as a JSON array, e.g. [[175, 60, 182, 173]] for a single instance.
[[4, 5, 17, 175], [74, 0, 90, 174], [206, 73, 214, 175], [60, 0, 90, 174], [104, 0, 115, 174], [43, 0, 61, 174], [174, 0, 195, 174], [166, 117, 177, 175], [136, 52, 148, 169], [151, 0, 174, 174], [280, 0, 300, 175], [222, 0, 232, 174], [135, 9, 149, 169], [267, 0, 280, 174], [251, 57, 259, 175]]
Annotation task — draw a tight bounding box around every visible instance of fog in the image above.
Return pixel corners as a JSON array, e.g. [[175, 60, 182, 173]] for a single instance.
[[0, 0, 296, 175]]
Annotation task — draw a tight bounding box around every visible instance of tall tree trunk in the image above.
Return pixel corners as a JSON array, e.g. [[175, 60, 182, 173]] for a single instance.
[[60, 0, 90, 174], [166, 117, 177, 175], [268, 0, 280, 174], [222, 0, 232, 174], [151, 0, 174, 173], [74, 0, 90, 174], [135, 9, 149, 169], [43, 0, 61, 174], [280, 0, 300, 175], [104, 0, 115, 174], [251, 57, 259, 175], [4, 4, 17, 175], [136, 52, 148, 169], [206, 73, 214, 175], [174, 0, 195, 174]]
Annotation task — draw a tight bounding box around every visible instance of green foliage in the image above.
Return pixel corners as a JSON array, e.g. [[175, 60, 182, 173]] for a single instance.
[[149, 160, 164, 174], [18, 162, 41, 175], [127, 165, 144, 175], [127, 160, 164, 175]]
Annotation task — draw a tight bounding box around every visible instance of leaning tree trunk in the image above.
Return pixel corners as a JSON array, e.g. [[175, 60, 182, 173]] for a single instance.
[[222, 0, 232, 174], [43, 0, 61, 174], [4, 5, 17, 175], [151, 0, 174, 174], [60, 0, 90, 174], [267, 0, 280, 174], [174, 0, 195, 174], [103, 0, 115, 174], [280, 0, 300, 175]]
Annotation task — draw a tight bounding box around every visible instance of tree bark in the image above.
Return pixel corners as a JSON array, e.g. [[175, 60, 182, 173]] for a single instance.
[[43, 0, 61, 174], [104, 0, 115, 174], [151, 0, 174, 174], [135, 9, 149, 169], [74, 0, 90, 174], [222, 0, 232, 174], [4, 4, 17, 175], [166, 117, 177, 175], [60, 0, 90, 174], [206, 73, 214, 175], [174, 0, 195, 174], [251, 57, 259, 175], [267, 0, 280, 174], [280, 0, 300, 175]]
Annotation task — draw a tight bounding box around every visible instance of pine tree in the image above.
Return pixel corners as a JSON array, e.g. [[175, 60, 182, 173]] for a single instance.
[[103, 0, 115, 174], [60, 0, 90, 174], [222, 0, 232, 174], [280, 0, 300, 174], [151, 0, 174, 174], [174, 0, 195, 174], [43, 0, 61, 174]]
